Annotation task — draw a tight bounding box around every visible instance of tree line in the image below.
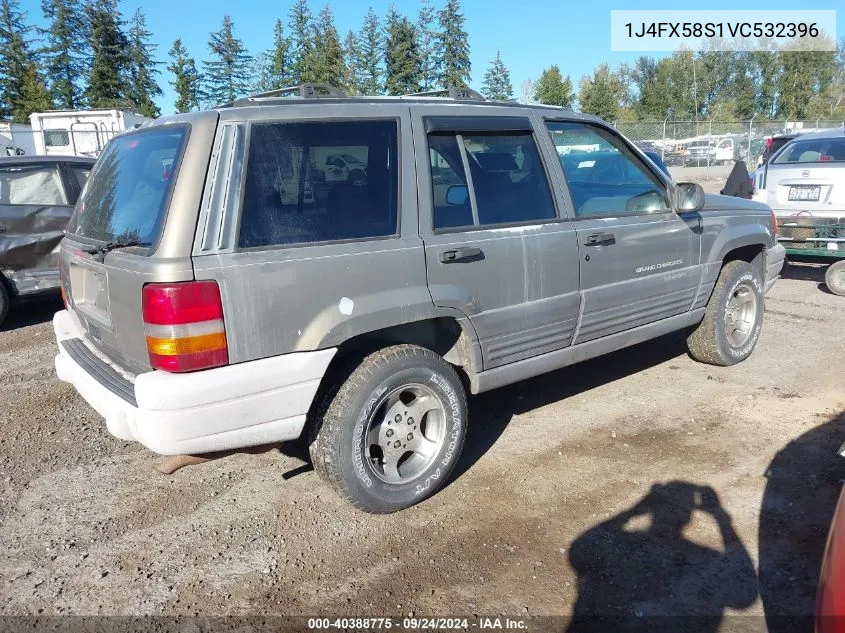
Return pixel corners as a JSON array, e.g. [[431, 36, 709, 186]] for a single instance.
[[0, 0, 842, 123], [532, 41, 845, 122]]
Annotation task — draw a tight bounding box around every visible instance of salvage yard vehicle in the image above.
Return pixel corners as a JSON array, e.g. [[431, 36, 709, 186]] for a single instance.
[[52, 84, 785, 513], [0, 155, 94, 325], [752, 128, 845, 295]]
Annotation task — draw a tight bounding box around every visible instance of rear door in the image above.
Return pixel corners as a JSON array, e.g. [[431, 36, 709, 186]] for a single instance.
[[412, 106, 581, 370], [0, 160, 71, 293], [544, 119, 700, 345]]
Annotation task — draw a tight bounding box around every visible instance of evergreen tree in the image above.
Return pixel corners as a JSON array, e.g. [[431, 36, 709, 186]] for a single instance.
[[480, 51, 512, 101], [0, 0, 53, 121], [269, 18, 291, 89], [416, 0, 437, 91], [126, 8, 161, 117], [357, 7, 382, 95], [578, 63, 625, 121], [288, 0, 313, 84], [435, 0, 470, 89], [311, 5, 346, 88], [40, 0, 88, 109], [167, 38, 200, 113], [250, 51, 273, 93], [202, 15, 252, 106], [85, 0, 130, 109], [343, 29, 361, 95], [384, 11, 422, 95], [534, 65, 573, 108]]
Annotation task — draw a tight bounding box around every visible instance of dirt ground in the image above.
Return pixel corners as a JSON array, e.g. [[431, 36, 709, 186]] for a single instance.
[[1, 260, 843, 630]]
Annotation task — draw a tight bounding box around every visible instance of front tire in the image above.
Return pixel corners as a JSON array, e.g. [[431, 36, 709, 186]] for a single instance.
[[309, 345, 468, 513], [687, 260, 764, 366], [825, 260, 845, 296]]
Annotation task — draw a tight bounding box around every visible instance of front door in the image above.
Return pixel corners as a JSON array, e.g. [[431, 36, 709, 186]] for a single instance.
[[544, 120, 701, 345], [412, 107, 582, 370]]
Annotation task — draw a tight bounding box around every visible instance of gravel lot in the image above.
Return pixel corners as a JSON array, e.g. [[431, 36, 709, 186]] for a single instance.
[[1, 222, 842, 629]]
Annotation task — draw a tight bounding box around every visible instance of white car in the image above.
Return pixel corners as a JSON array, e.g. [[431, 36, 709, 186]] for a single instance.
[[753, 128, 845, 221]]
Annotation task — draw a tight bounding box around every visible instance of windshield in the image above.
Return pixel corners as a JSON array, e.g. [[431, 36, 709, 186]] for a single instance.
[[68, 126, 187, 244], [772, 137, 845, 165]]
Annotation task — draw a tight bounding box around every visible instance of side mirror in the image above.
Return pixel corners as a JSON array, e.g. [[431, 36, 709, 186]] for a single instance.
[[446, 184, 469, 206], [675, 182, 705, 212]]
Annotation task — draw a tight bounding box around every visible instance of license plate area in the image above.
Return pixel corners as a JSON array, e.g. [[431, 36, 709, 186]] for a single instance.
[[69, 260, 111, 327], [788, 185, 821, 201]]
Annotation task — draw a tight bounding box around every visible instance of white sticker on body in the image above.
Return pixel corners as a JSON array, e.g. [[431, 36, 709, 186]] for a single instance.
[[339, 297, 354, 315]]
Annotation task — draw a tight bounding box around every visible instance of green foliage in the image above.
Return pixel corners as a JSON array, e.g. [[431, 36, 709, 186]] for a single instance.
[[342, 30, 361, 95], [126, 8, 161, 117], [288, 0, 313, 85], [39, 0, 88, 109], [0, 0, 53, 121], [202, 15, 252, 106], [416, 0, 437, 92], [167, 39, 200, 113], [534, 65, 573, 108], [356, 7, 382, 95], [777, 38, 836, 119], [480, 51, 512, 101], [578, 63, 626, 121], [269, 18, 291, 89], [84, 0, 130, 110], [311, 5, 347, 89], [435, 0, 470, 89], [384, 9, 421, 95]]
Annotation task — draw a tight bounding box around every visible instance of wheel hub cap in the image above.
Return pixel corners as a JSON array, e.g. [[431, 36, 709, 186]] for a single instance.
[[365, 384, 447, 484], [724, 282, 758, 348]]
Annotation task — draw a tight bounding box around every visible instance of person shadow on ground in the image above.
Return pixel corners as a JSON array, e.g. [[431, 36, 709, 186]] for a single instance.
[[566, 481, 758, 633]]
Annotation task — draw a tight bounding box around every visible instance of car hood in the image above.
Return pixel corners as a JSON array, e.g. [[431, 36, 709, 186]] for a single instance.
[[701, 193, 771, 214]]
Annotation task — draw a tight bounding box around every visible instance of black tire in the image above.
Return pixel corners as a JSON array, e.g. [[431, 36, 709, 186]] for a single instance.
[[0, 281, 8, 327], [825, 260, 845, 296], [687, 260, 765, 366], [309, 344, 468, 514]]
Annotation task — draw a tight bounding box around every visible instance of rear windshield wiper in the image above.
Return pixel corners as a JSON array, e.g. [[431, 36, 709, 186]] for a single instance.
[[82, 240, 151, 261]]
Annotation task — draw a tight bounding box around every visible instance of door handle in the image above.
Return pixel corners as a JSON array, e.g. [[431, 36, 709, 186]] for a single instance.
[[584, 233, 615, 246], [438, 247, 482, 263]]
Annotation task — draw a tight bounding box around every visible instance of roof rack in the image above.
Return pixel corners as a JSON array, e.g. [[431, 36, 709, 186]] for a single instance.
[[220, 83, 347, 107], [406, 87, 486, 101]]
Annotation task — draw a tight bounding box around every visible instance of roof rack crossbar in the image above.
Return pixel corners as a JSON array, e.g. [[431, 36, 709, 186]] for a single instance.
[[406, 87, 486, 101], [220, 83, 347, 108]]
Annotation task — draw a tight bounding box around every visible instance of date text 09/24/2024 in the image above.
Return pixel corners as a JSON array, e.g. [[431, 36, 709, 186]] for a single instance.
[[307, 617, 528, 630]]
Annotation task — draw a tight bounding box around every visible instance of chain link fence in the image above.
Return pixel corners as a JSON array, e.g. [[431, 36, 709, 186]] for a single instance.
[[614, 119, 845, 182], [0, 129, 121, 159]]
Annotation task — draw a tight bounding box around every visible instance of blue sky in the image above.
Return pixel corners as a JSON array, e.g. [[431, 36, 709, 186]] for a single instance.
[[19, 0, 845, 115]]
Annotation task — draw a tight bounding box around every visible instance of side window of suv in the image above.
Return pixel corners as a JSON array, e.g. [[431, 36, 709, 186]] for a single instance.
[[546, 121, 669, 217], [0, 164, 67, 206], [239, 120, 398, 248], [428, 131, 556, 231]]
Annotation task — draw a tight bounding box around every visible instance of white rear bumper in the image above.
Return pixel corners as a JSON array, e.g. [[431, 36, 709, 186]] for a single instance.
[[53, 310, 336, 455]]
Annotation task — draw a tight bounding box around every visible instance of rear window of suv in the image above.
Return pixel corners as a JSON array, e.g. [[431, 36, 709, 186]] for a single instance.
[[773, 138, 845, 164], [68, 126, 187, 244], [238, 120, 398, 249]]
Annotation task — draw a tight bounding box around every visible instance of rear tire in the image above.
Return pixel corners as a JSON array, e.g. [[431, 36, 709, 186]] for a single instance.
[[687, 260, 764, 366], [0, 281, 9, 327], [309, 344, 468, 514], [825, 260, 845, 296]]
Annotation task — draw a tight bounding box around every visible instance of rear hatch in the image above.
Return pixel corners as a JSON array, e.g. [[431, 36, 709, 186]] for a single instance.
[[761, 135, 845, 220], [60, 113, 217, 374]]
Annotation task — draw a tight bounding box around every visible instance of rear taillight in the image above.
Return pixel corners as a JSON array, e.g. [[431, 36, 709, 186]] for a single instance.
[[142, 281, 228, 372], [772, 211, 779, 236], [59, 264, 68, 309]]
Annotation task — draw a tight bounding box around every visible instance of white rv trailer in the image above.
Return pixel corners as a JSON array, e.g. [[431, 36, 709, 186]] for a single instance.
[[29, 109, 153, 157]]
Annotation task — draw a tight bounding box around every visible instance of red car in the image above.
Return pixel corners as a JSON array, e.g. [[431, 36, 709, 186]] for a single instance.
[[818, 485, 845, 631]]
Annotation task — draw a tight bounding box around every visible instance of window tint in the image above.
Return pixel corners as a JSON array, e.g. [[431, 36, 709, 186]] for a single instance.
[[239, 120, 398, 248], [428, 131, 556, 231], [547, 121, 669, 217], [0, 164, 66, 205], [44, 130, 70, 147], [68, 127, 187, 244], [69, 165, 91, 191], [772, 138, 845, 164]]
